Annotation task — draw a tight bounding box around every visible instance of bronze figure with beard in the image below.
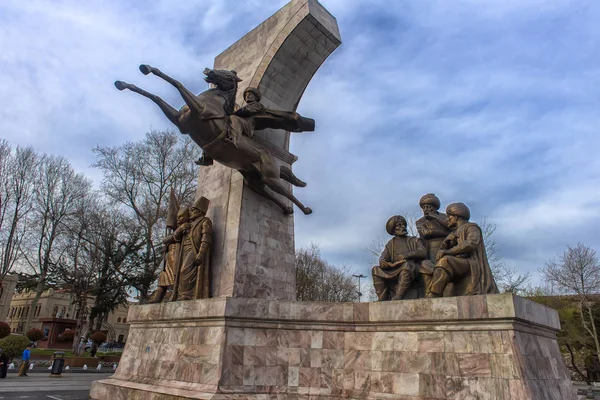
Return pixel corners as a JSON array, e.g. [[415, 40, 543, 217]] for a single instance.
[[372, 215, 426, 301]]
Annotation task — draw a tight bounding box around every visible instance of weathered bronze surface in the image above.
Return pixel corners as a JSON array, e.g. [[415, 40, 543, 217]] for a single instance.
[[176, 196, 213, 300], [426, 202, 499, 297], [372, 198, 499, 299], [149, 195, 213, 303], [149, 191, 184, 304], [416, 193, 452, 293], [416, 193, 452, 261], [372, 216, 426, 301], [115, 67, 314, 215]]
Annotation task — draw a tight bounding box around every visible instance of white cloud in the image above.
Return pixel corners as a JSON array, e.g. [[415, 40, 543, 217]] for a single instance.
[[2, 0, 600, 287]]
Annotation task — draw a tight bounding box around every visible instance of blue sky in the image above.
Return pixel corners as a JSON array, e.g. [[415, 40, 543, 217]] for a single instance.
[[1, 0, 600, 285]]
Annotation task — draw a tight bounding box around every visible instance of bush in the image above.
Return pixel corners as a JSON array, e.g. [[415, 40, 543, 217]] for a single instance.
[[0, 321, 9, 339], [90, 331, 107, 345], [58, 329, 75, 341], [0, 334, 30, 361], [26, 328, 44, 342]]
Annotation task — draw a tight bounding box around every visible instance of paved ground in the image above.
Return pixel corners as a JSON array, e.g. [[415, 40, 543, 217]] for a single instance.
[[0, 374, 593, 399], [0, 372, 112, 400]]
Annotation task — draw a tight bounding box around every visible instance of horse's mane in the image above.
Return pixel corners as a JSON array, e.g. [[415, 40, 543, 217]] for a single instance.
[[219, 81, 238, 116]]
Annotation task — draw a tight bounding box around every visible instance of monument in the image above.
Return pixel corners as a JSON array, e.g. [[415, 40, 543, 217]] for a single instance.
[[91, 1, 577, 399]]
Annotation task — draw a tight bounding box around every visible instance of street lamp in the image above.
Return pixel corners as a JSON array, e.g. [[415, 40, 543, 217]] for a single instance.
[[353, 274, 367, 302]]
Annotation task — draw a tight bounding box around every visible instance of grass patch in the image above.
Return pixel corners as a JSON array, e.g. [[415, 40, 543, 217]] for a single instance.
[[31, 348, 75, 357]]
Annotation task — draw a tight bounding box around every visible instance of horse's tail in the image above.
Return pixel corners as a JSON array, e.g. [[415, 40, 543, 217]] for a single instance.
[[279, 166, 306, 187]]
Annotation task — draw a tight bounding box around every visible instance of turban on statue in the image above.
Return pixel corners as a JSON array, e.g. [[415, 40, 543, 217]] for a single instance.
[[192, 196, 210, 215], [445, 202, 471, 220], [243, 87, 262, 102], [419, 193, 440, 209], [386, 215, 407, 235]]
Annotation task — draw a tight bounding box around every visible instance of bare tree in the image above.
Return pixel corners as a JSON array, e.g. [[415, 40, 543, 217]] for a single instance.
[[0, 142, 38, 279], [480, 219, 530, 294], [540, 243, 600, 358], [54, 195, 143, 352], [296, 243, 357, 302], [92, 130, 201, 303], [21, 154, 91, 331]]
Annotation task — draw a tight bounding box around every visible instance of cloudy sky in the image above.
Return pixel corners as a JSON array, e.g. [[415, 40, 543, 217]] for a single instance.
[[1, 0, 599, 286]]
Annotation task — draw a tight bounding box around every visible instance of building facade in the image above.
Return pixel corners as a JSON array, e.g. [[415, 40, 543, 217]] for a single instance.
[[6, 288, 131, 349], [0, 274, 18, 321]]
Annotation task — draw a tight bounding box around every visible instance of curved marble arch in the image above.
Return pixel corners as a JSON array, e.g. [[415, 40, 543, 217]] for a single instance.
[[198, 0, 341, 301], [215, 0, 341, 161]]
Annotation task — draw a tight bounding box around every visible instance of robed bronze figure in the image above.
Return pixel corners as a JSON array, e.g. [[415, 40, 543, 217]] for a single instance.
[[427, 202, 498, 297], [372, 216, 426, 301], [150, 192, 186, 303], [115, 66, 314, 215], [176, 196, 213, 300], [416, 194, 451, 261]]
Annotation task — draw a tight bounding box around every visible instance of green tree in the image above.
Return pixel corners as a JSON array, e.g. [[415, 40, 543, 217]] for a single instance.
[[0, 334, 29, 361]]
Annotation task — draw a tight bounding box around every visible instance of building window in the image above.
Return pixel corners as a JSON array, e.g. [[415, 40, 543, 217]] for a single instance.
[[52, 306, 58, 317], [117, 317, 121, 323], [118, 334, 124, 343], [24, 306, 29, 318], [122, 318, 126, 324]]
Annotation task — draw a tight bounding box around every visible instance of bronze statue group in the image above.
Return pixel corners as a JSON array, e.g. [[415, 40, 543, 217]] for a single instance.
[[372, 194, 498, 301], [149, 195, 213, 303]]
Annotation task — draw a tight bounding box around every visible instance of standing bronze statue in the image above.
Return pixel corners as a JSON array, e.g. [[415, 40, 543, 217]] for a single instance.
[[372, 216, 426, 301], [150, 192, 185, 303], [176, 196, 213, 300], [115, 66, 314, 215], [426, 202, 498, 297], [149, 207, 191, 303]]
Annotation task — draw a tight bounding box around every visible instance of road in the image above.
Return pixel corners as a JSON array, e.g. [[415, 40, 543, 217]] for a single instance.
[[0, 373, 112, 400]]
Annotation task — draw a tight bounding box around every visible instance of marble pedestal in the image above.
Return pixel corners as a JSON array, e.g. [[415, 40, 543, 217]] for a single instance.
[[90, 294, 576, 400]]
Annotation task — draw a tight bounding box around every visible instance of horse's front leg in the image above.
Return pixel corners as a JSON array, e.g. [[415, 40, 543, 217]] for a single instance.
[[114, 81, 183, 132], [139, 65, 204, 117]]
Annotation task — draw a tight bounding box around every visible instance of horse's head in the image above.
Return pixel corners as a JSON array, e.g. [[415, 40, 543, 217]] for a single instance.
[[203, 68, 242, 92]]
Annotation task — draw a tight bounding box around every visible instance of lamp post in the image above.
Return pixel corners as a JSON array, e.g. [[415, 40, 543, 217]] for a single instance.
[[352, 274, 367, 302]]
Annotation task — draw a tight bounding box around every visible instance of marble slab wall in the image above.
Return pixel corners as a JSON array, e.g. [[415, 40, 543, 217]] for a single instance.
[[90, 294, 577, 400]]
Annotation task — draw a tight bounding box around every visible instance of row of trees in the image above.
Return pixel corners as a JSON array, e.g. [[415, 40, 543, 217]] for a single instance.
[[0, 131, 201, 351]]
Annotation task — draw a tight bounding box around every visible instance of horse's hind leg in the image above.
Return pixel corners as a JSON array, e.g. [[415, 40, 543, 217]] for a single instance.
[[114, 81, 182, 130], [139, 65, 204, 117], [279, 166, 306, 187], [246, 178, 293, 215], [263, 177, 312, 215]]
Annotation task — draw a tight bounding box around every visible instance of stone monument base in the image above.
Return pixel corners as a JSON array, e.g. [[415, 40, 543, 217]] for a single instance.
[[90, 294, 576, 399]]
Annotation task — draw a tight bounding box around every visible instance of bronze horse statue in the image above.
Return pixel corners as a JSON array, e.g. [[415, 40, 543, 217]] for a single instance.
[[114, 65, 314, 215]]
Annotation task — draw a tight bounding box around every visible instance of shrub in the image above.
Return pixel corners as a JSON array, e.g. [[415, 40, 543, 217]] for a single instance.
[[26, 328, 44, 342], [90, 331, 107, 345], [0, 321, 9, 339], [58, 329, 75, 341], [0, 334, 30, 361]]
